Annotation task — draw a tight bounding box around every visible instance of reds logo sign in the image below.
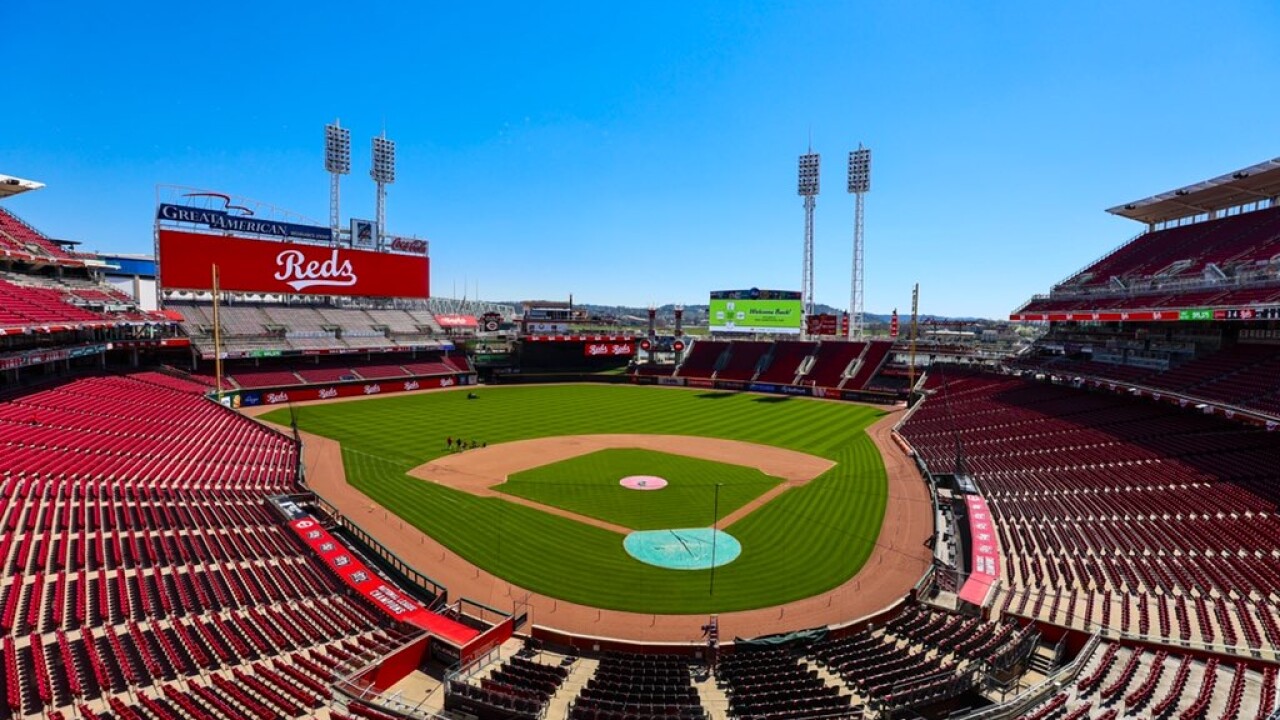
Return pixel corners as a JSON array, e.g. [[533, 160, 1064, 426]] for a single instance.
[[585, 343, 633, 357], [274, 248, 358, 291], [318, 387, 338, 399], [265, 391, 289, 404], [363, 384, 382, 395]]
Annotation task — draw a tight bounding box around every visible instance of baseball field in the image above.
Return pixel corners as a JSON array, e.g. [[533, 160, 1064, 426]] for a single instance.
[[265, 384, 889, 615]]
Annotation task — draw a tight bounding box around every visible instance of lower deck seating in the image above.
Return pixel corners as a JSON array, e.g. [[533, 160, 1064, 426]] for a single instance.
[[901, 370, 1280, 656], [1017, 640, 1277, 719], [568, 652, 706, 720], [0, 372, 425, 719], [447, 653, 569, 720]]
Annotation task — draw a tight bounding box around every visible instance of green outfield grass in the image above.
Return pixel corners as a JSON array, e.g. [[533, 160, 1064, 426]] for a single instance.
[[498, 448, 781, 530], [265, 384, 889, 614]]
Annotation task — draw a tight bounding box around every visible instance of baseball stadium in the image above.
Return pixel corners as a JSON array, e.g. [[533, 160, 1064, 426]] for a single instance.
[[6, 4, 1280, 710], [1, 135, 1280, 720]]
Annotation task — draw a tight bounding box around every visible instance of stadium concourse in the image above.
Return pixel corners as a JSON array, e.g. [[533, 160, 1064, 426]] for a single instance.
[[1, 159, 1280, 720]]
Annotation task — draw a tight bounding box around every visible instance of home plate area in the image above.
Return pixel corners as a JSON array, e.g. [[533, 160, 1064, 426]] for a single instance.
[[624, 528, 742, 570]]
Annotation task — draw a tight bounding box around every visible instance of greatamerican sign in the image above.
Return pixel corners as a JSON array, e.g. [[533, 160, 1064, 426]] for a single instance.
[[157, 203, 334, 243], [158, 229, 429, 298]]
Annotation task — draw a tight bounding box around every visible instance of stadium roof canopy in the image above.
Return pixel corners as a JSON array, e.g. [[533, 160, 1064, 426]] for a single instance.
[[1107, 157, 1280, 226], [0, 174, 45, 199]]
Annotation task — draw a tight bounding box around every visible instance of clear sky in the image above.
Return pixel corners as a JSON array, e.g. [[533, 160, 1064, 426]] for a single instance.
[[3, 2, 1278, 318]]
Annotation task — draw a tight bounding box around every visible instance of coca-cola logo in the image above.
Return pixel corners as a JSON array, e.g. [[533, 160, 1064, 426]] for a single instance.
[[318, 387, 338, 399], [363, 384, 381, 395], [274, 248, 358, 291], [404, 380, 420, 391], [266, 391, 289, 404], [390, 238, 427, 254]]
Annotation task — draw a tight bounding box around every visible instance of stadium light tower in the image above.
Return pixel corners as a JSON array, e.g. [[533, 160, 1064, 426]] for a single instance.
[[371, 133, 397, 248], [324, 121, 351, 243], [847, 145, 871, 340], [798, 151, 821, 323]]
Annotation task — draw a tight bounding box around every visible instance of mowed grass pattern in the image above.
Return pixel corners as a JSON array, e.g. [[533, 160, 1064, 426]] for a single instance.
[[267, 385, 888, 614], [498, 448, 781, 530]]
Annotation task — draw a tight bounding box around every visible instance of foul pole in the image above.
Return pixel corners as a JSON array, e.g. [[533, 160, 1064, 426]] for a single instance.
[[212, 264, 223, 403]]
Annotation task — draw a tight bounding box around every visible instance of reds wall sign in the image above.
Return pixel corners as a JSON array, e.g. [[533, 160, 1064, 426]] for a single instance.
[[158, 229, 429, 298], [584, 342, 634, 357]]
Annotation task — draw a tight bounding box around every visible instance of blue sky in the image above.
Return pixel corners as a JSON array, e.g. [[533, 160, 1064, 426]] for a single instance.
[[3, 2, 1278, 318]]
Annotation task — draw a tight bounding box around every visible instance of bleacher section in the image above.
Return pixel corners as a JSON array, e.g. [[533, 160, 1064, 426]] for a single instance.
[[167, 299, 452, 355], [216, 355, 471, 390], [675, 340, 727, 379], [0, 372, 424, 719], [754, 340, 816, 384], [714, 340, 770, 381], [900, 371, 1280, 658], [798, 341, 865, 388], [843, 340, 893, 391], [653, 338, 902, 394]]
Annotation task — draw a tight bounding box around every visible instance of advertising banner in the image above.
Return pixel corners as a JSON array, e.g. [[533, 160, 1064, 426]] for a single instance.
[[350, 219, 376, 249], [1012, 305, 1280, 322], [435, 314, 478, 328], [805, 314, 841, 336], [709, 289, 802, 334], [287, 516, 479, 644], [232, 375, 467, 408], [158, 229, 429, 298], [527, 322, 569, 334], [958, 495, 1000, 607], [584, 342, 634, 357], [158, 203, 333, 242]]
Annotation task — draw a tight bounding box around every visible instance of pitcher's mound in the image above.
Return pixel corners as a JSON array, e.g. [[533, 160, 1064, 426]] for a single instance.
[[619, 475, 668, 490]]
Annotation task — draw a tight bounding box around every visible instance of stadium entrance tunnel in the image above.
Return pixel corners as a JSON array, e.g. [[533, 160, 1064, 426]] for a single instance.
[[624, 528, 742, 570]]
